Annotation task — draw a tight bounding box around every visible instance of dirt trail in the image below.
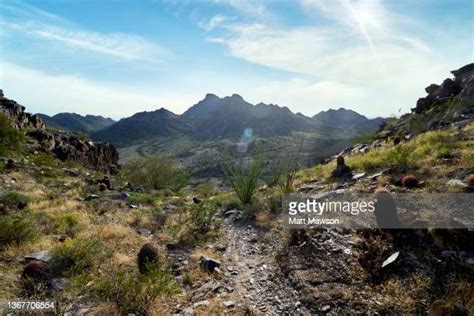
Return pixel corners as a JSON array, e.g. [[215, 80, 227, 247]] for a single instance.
[[221, 222, 309, 315]]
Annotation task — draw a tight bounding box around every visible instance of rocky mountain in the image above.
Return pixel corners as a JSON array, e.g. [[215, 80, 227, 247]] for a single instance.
[[92, 108, 192, 144], [92, 93, 386, 145], [0, 90, 119, 173], [37, 113, 115, 133], [312, 108, 386, 134]]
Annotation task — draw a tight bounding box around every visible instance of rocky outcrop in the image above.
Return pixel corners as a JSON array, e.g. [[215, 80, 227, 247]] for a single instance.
[[414, 63, 474, 114], [0, 90, 45, 129], [27, 129, 120, 174], [1, 90, 120, 173]]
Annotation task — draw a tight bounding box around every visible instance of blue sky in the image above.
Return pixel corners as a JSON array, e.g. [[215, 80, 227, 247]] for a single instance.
[[0, 0, 472, 119]]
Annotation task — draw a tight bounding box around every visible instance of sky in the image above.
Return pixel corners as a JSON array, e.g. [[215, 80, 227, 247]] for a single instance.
[[0, 0, 472, 119]]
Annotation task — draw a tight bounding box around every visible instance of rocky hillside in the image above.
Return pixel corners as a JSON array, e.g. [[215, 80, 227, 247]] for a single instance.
[[378, 63, 474, 139], [0, 65, 472, 315], [37, 113, 115, 133], [0, 90, 119, 173]]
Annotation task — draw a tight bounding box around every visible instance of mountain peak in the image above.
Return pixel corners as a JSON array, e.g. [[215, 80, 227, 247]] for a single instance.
[[230, 93, 244, 100], [204, 93, 219, 100]]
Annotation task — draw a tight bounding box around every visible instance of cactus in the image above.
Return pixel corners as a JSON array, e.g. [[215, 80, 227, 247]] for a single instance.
[[336, 155, 345, 166], [99, 183, 107, 191], [22, 260, 47, 281], [401, 175, 418, 188], [137, 242, 158, 274], [393, 136, 401, 146], [466, 174, 474, 188]]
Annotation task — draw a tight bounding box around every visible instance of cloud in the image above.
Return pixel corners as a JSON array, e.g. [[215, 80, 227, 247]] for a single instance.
[[204, 0, 466, 113], [199, 14, 229, 31], [213, 0, 273, 19], [1, 20, 168, 63], [0, 62, 194, 119], [0, 0, 68, 24]]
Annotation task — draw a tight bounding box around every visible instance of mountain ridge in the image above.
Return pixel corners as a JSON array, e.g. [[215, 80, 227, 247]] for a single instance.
[[37, 112, 115, 133], [92, 93, 387, 144]]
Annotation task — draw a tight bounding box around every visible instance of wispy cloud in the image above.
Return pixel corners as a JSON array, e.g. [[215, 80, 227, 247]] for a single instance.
[[1, 20, 168, 63], [213, 0, 273, 19], [0, 1, 168, 63], [199, 14, 230, 31], [0, 0, 68, 24]]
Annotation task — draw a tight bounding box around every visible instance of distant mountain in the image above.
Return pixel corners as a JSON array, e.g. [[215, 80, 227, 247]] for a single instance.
[[91, 94, 387, 145], [37, 113, 115, 133], [312, 108, 386, 134], [91, 108, 192, 143], [182, 93, 323, 140]]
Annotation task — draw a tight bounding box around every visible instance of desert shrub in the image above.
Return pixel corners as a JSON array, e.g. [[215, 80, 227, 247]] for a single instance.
[[279, 157, 299, 193], [222, 156, 264, 205], [121, 155, 188, 191], [0, 191, 30, 213], [49, 237, 103, 276], [93, 266, 179, 314], [266, 190, 283, 213], [193, 183, 216, 198], [29, 153, 60, 168], [128, 192, 157, 205], [189, 202, 219, 233], [53, 213, 83, 237], [262, 160, 284, 188], [0, 114, 25, 155], [0, 214, 38, 247], [137, 243, 159, 274], [169, 169, 190, 193]]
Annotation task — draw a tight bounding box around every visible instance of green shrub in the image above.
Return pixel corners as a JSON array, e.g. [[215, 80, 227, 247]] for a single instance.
[[49, 238, 103, 276], [53, 213, 83, 237], [128, 192, 158, 205], [0, 191, 30, 213], [0, 114, 25, 155], [121, 155, 188, 191], [222, 156, 264, 205], [193, 183, 216, 198], [29, 154, 60, 168], [189, 202, 219, 233], [93, 266, 179, 314], [279, 157, 299, 193], [262, 160, 284, 188], [0, 214, 38, 247]]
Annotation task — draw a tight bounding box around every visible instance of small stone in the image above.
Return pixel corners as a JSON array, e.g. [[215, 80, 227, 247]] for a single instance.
[[382, 251, 400, 268], [200, 256, 221, 273], [84, 194, 99, 201], [129, 204, 138, 209], [25, 250, 51, 262], [136, 228, 152, 237], [223, 301, 235, 308], [447, 179, 468, 188], [321, 305, 331, 312], [193, 300, 210, 308], [352, 172, 366, 180]]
